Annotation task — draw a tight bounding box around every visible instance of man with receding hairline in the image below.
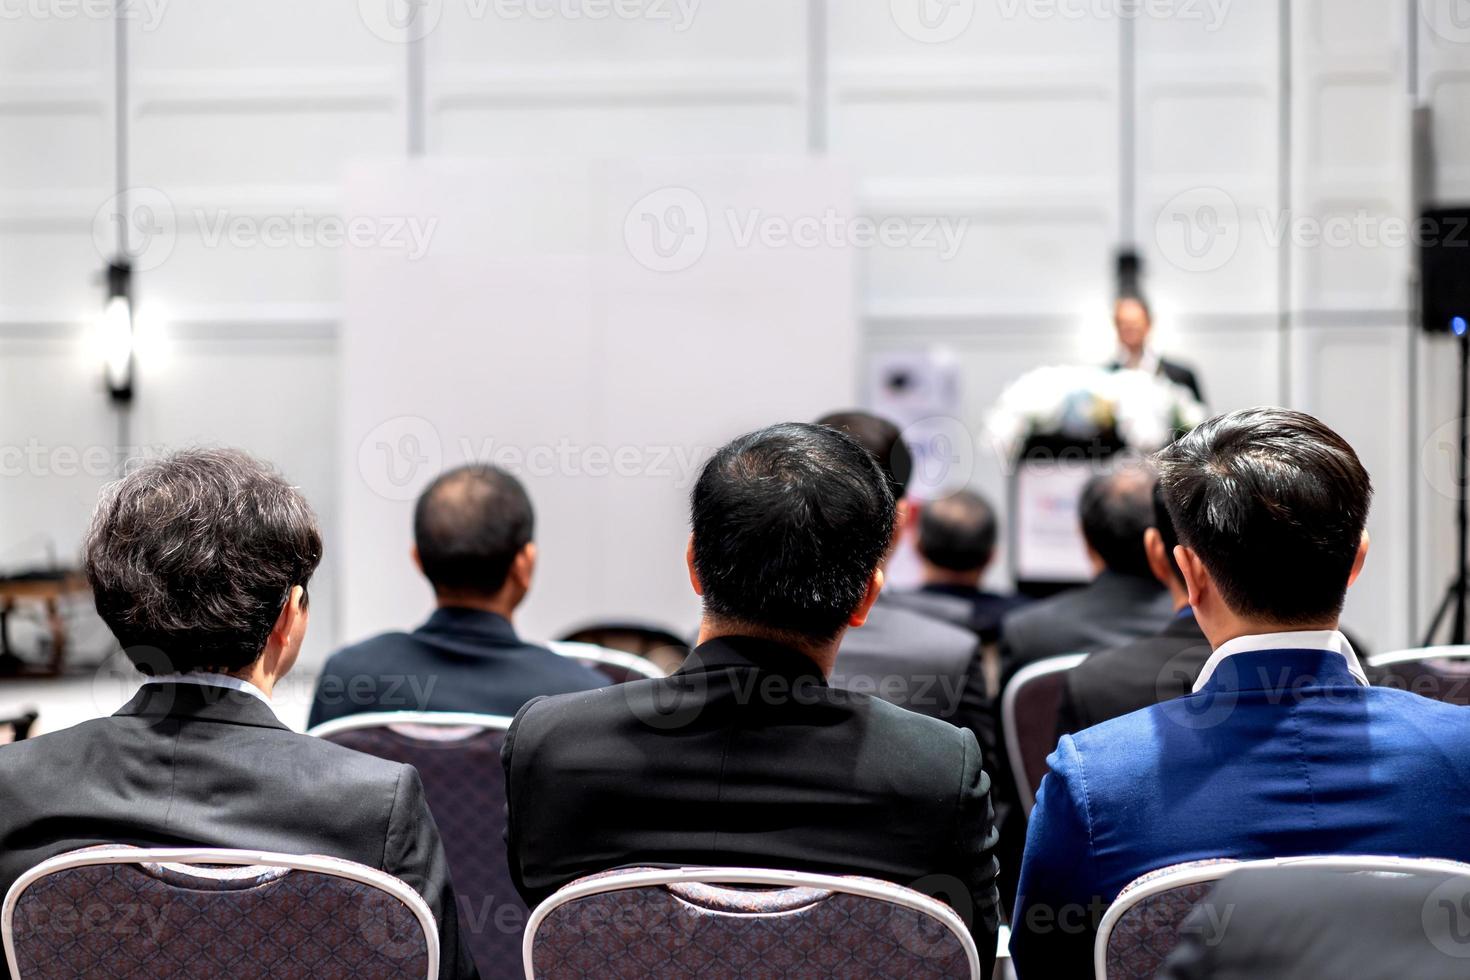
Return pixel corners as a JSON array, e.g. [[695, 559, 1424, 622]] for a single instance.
[[308, 463, 604, 727], [1010, 408, 1470, 979]]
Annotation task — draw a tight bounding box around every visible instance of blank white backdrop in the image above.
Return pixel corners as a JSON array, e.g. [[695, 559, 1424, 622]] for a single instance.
[[1, 0, 1468, 662]]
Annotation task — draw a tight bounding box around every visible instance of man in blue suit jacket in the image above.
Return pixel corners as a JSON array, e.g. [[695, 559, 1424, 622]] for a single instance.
[[1011, 407, 1470, 978]]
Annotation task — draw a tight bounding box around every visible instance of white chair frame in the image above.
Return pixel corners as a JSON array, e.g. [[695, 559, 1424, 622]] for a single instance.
[[308, 710, 515, 741], [1367, 645, 1470, 668], [547, 641, 667, 680], [1001, 653, 1087, 816], [1093, 854, 1470, 979], [2, 846, 439, 980], [522, 866, 981, 980]]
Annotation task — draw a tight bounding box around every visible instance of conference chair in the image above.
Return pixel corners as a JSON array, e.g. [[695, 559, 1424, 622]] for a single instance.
[[523, 867, 980, 980], [310, 712, 519, 978], [546, 641, 667, 683], [557, 621, 689, 674], [1001, 653, 1087, 816], [1094, 854, 1470, 980], [3, 845, 435, 979], [1367, 645, 1470, 705]]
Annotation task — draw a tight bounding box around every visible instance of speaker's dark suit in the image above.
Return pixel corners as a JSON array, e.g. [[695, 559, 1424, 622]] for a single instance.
[[308, 607, 606, 728], [0, 682, 477, 980], [501, 636, 1002, 974], [1162, 867, 1470, 980], [1056, 608, 1209, 735]]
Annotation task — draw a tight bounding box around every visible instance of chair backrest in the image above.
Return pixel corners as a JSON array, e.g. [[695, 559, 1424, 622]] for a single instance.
[[1368, 646, 1470, 704], [0, 709, 37, 745], [556, 621, 689, 674], [3, 846, 435, 979], [524, 867, 979, 980], [1095, 854, 1470, 979], [310, 712, 518, 978], [546, 641, 667, 683], [1002, 653, 1087, 815]]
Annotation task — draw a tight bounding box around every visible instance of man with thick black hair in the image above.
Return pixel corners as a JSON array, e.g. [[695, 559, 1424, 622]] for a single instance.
[[0, 449, 477, 980], [308, 464, 603, 726], [503, 423, 1001, 971], [1012, 409, 1470, 979]]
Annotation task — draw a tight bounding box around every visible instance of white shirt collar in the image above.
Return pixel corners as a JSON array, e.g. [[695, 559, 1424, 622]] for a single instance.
[[142, 671, 275, 708], [1117, 345, 1162, 376], [1191, 629, 1369, 693]]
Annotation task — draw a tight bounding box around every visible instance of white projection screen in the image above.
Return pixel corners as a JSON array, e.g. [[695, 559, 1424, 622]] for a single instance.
[[340, 157, 858, 646]]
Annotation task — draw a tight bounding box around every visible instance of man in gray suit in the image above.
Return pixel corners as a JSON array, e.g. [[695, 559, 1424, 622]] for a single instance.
[[998, 462, 1173, 686], [816, 411, 981, 723]]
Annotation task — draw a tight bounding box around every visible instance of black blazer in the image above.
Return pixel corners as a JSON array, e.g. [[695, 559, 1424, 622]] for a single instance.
[[1161, 867, 1470, 980], [831, 594, 981, 721], [501, 636, 1002, 974], [308, 607, 606, 728], [1056, 609, 1209, 735], [0, 682, 477, 980]]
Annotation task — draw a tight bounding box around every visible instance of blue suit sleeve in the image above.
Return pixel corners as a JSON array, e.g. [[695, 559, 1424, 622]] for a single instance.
[[1010, 734, 1101, 980]]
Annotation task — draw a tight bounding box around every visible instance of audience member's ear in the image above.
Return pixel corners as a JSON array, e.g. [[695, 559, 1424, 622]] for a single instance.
[[848, 569, 884, 628], [1346, 530, 1370, 588], [510, 541, 536, 592], [686, 534, 704, 597], [1143, 528, 1172, 588], [410, 545, 423, 575], [267, 585, 309, 672], [1175, 546, 1208, 611]]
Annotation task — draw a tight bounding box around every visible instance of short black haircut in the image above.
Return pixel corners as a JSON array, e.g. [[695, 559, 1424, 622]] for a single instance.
[[1079, 463, 1157, 579], [815, 410, 912, 499], [414, 464, 533, 596], [918, 490, 998, 572], [1157, 408, 1372, 623], [691, 423, 896, 644], [1151, 480, 1183, 585], [85, 449, 323, 675]]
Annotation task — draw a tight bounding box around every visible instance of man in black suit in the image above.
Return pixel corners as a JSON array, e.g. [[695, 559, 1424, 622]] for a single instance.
[[1161, 867, 1470, 980], [308, 464, 604, 727], [816, 410, 981, 722], [1056, 481, 1209, 735], [502, 423, 1001, 971], [0, 449, 476, 980], [998, 463, 1173, 685], [895, 489, 1029, 645], [1109, 294, 1205, 404]]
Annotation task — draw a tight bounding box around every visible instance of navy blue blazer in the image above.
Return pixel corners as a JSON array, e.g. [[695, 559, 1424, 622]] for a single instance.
[[1011, 644, 1470, 979], [307, 607, 607, 727]]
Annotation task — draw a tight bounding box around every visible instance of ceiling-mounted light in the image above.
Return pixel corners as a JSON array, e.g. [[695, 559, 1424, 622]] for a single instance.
[[100, 262, 134, 403]]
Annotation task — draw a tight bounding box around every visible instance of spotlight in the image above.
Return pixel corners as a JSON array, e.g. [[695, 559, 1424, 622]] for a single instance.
[[1453, 316, 1467, 338], [100, 262, 134, 403]]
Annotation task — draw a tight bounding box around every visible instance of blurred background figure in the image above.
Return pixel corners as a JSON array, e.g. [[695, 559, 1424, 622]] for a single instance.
[[1109, 294, 1205, 404]]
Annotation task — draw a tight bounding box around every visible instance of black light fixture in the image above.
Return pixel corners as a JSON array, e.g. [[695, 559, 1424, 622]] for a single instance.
[[101, 261, 134, 403]]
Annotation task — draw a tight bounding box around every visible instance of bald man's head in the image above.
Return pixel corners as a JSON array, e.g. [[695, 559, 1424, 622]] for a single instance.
[[413, 464, 533, 598]]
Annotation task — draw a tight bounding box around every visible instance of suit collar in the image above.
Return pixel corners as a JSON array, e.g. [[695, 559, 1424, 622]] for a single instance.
[[1091, 569, 1168, 599], [419, 606, 519, 642], [680, 635, 828, 686], [115, 682, 291, 731], [1192, 629, 1368, 693]]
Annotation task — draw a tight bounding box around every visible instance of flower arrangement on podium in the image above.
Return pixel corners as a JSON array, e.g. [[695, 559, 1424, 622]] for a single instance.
[[985, 365, 1207, 461]]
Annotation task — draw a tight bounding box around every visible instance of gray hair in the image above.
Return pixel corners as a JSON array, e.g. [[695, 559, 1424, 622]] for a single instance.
[[84, 448, 323, 674]]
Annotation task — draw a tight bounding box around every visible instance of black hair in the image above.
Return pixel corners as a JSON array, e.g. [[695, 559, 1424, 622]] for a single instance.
[[918, 490, 998, 572], [414, 464, 534, 596], [815, 410, 912, 499], [1079, 463, 1157, 579]]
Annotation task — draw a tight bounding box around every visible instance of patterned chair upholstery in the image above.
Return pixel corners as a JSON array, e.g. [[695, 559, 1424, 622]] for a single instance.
[[1001, 653, 1087, 815], [1099, 859, 1240, 979], [312, 714, 521, 979], [3, 846, 433, 979], [525, 867, 979, 980], [1368, 647, 1470, 705]]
